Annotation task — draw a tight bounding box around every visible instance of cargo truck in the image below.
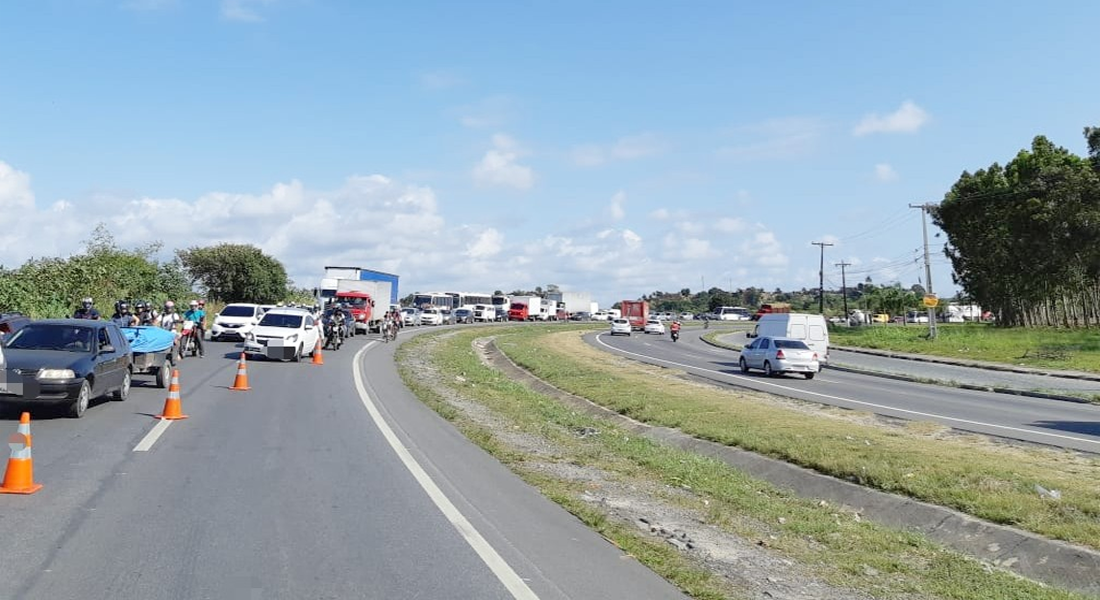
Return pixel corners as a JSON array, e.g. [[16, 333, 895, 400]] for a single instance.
[[620, 300, 649, 330], [509, 296, 548, 321]]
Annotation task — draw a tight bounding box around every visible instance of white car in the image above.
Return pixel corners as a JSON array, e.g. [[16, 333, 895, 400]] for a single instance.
[[242, 308, 321, 362], [401, 307, 421, 326], [419, 308, 444, 326], [609, 318, 632, 336], [210, 303, 264, 341], [643, 319, 666, 335], [739, 336, 820, 379]]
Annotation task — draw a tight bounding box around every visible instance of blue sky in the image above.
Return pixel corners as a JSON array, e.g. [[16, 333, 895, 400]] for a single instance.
[[2, 1, 1097, 308]]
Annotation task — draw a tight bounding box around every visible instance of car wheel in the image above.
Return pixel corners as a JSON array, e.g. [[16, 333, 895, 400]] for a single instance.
[[69, 380, 91, 418], [739, 357, 749, 373], [113, 369, 131, 401], [292, 344, 302, 363], [804, 372, 815, 380], [763, 361, 775, 377]]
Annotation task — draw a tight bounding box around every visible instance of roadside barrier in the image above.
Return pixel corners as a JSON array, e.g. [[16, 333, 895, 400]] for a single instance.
[[229, 352, 251, 391], [1, 412, 43, 494], [155, 369, 189, 420], [311, 339, 324, 365]]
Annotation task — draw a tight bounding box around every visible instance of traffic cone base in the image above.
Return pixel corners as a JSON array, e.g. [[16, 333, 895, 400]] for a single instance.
[[229, 353, 251, 391], [155, 369, 189, 420], [311, 339, 324, 365], [1, 412, 43, 494]]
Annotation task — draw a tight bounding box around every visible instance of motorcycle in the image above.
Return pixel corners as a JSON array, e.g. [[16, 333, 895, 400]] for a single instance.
[[178, 320, 198, 359], [671, 329, 680, 342], [324, 318, 342, 350]]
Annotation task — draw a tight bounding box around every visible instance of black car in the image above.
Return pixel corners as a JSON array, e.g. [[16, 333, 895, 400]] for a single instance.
[[1, 319, 132, 418], [453, 308, 474, 324], [0, 312, 31, 342]]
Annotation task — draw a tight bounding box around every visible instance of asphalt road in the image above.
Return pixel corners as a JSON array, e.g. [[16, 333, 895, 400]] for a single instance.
[[0, 331, 687, 600], [589, 327, 1100, 453]]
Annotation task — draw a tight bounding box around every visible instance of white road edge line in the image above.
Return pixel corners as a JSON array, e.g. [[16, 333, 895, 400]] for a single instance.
[[353, 343, 540, 600], [595, 334, 1100, 447], [132, 419, 173, 452]]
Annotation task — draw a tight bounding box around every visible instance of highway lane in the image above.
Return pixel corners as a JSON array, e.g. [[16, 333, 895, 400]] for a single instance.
[[1, 332, 686, 600], [589, 328, 1100, 453]]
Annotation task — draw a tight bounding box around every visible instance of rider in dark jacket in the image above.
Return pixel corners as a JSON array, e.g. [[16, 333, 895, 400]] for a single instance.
[[73, 297, 101, 320]]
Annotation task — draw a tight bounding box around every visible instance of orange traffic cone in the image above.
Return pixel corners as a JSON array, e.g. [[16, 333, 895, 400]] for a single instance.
[[155, 369, 188, 420], [311, 339, 324, 365], [1, 412, 43, 494], [229, 352, 251, 391]]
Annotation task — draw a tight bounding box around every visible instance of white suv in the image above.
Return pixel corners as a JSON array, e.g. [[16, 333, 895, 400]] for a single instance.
[[211, 303, 264, 341]]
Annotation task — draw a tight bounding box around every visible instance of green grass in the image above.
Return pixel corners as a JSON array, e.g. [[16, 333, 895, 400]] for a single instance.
[[498, 326, 1100, 550], [397, 326, 1092, 600], [829, 323, 1100, 372]]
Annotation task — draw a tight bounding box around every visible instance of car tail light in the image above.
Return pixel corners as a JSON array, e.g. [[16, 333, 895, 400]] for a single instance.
[[775, 349, 785, 360], [813, 353, 818, 361]]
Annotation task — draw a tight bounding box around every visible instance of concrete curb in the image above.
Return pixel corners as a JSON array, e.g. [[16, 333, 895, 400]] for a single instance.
[[482, 338, 1100, 596], [831, 344, 1100, 382], [702, 335, 1096, 405]]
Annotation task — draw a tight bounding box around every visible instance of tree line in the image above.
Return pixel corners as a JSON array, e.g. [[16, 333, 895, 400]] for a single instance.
[[0, 224, 311, 318], [932, 126, 1100, 327]]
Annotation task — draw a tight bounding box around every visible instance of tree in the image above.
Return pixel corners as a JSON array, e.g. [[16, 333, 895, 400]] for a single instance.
[[177, 244, 289, 304]]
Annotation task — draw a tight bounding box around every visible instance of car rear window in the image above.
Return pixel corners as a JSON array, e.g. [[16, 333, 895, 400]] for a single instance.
[[774, 339, 810, 350], [221, 305, 256, 317]]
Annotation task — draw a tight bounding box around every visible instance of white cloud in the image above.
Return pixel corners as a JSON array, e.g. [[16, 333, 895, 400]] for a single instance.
[[609, 191, 626, 221], [853, 101, 930, 136], [0, 161, 35, 210], [472, 134, 534, 190], [714, 217, 748, 234], [571, 133, 664, 167], [466, 228, 503, 259], [874, 163, 899, 182], [717, 117, 826, 161], [221, 0, 274, 22], [457, 96, 515, 128], [738, 228, 789, 268], [419, 71, 465, 91]]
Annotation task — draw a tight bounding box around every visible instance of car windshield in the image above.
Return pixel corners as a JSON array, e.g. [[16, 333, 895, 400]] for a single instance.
[[338, 297, 368, 309], [5, 324, 95, 352], [221, 305, 256, 317], [259, 313, 303, 328], [774, 340, 811, 350]]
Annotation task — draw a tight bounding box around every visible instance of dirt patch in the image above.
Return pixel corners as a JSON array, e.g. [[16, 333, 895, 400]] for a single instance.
[[403, 333, 877, 600]]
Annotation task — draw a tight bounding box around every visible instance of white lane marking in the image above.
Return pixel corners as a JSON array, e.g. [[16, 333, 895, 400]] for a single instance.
[[595, 334, 1100, 447], [353, 343, 540, 600], [132, 419, 173, 452]]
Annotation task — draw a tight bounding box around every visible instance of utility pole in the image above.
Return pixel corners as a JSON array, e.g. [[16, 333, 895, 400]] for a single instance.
[[812, 241, 833, 314], [909, 203, 938, 339], [835, 261, 851, 318]]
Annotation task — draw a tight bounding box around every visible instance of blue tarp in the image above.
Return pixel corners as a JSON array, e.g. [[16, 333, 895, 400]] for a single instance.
[[121, 326, 176, 354]]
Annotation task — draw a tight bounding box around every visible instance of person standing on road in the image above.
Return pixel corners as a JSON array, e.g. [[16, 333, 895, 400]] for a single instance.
[[183, 300, 206, 358], [73, 297, 101, 320]]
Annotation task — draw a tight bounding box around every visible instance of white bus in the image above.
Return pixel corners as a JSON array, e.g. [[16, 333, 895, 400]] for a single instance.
[[445, 292, 493, 311], [413, 292, 454, 311]]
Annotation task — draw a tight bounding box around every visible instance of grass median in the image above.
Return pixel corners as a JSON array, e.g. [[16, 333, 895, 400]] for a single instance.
[[828, 323, 1100, 372], [397, 325, 1094, 600]]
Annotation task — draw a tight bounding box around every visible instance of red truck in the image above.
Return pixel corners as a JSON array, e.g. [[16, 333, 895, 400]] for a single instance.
[[620, 300, 649, 330], [752, 302, 790, 321], [334, 290, 375, 334]]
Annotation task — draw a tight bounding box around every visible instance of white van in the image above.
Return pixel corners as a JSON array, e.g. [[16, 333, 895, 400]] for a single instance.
[[747, 313, 829, 364]]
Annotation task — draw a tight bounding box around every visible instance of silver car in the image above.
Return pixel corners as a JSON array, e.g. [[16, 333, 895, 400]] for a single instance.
[[738, 336, 819, 379], [609, 318, 632, 336]]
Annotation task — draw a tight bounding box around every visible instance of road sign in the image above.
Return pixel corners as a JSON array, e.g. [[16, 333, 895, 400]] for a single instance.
[[923, 294, 938, 308]]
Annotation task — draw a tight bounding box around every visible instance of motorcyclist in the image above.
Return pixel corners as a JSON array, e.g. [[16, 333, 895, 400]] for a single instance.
[[134, 301, 157, 326], [183, 300, 206, 358], [670, 319, 682, 341], [331, 303, 350, 338], [158, 300, 181, 331], [111, 300, 137, 327], [73, 297, 101, 320]]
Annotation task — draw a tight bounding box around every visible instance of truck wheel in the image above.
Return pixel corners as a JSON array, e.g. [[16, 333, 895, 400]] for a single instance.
[[156, 363, 170, 388]]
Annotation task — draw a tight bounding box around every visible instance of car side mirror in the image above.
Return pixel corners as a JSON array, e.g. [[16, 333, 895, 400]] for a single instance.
[[99, 344, 116, 354], [305, 325, 313, 330]]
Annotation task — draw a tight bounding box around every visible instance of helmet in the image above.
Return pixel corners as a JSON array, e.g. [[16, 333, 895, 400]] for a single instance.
[[135, 301, 147, 311], [81, 297, 94, 308], [189, 300, 199, 308], [164, 300, 175, 310], [116, 300, 130, 313]]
